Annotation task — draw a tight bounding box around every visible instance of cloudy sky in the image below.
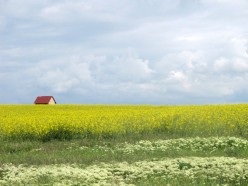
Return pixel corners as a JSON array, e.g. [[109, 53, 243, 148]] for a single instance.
[[1, 0, 248, 104]]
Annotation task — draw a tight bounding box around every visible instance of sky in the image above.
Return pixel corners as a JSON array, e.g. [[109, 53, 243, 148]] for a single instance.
[[1, 0, 248, 104]]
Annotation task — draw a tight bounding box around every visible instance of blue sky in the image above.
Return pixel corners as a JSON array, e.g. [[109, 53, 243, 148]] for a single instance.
[[1, 0, 248, 104]]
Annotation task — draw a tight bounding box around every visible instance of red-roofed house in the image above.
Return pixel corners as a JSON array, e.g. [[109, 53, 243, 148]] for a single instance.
[[34, 96, 56, 104]]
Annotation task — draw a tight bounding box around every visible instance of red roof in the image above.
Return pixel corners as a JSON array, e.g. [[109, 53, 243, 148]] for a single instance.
[[34, 96, 56, 104]]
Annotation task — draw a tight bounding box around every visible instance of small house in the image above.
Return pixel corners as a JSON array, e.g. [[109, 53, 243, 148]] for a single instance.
[[34, 96, 56, 104]]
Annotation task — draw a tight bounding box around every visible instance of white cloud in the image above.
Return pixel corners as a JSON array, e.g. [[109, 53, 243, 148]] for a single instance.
[[233, 58, 248, 72], [1, 0, 248, 104], [33, 57, 93, 93], [230, 37, 248, 58], [168, 71, 187, 82], [167, 71, 192, 90], [213, 57, 230, 72], [90, 50, 154, 84], [39, 69, 80, 93]]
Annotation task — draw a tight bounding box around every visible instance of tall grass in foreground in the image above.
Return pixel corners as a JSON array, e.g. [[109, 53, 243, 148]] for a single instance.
[[0, 104, 248, 141]]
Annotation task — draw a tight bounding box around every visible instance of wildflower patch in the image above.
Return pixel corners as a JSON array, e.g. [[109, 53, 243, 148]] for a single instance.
[[0, 157, 248, 185]]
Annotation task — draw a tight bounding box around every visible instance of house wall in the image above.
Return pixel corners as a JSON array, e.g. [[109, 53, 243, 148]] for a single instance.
[[49, 98, 56, 104]]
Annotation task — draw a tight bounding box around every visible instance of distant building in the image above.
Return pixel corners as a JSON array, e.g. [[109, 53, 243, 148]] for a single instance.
[[34, 96, 56, 104]]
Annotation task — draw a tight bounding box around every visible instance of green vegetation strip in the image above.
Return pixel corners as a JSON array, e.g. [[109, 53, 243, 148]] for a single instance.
[[67, 136, 248, 161], [80, 136, 248, 154], [1, 137, 247, 185], [0, 137, 248, 165]]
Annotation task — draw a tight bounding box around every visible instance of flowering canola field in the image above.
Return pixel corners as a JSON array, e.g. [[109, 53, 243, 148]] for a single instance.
[[0, 104, 248, 140]]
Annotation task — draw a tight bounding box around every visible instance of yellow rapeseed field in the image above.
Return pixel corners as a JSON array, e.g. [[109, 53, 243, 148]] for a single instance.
[[0, 104, 248, 140]]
